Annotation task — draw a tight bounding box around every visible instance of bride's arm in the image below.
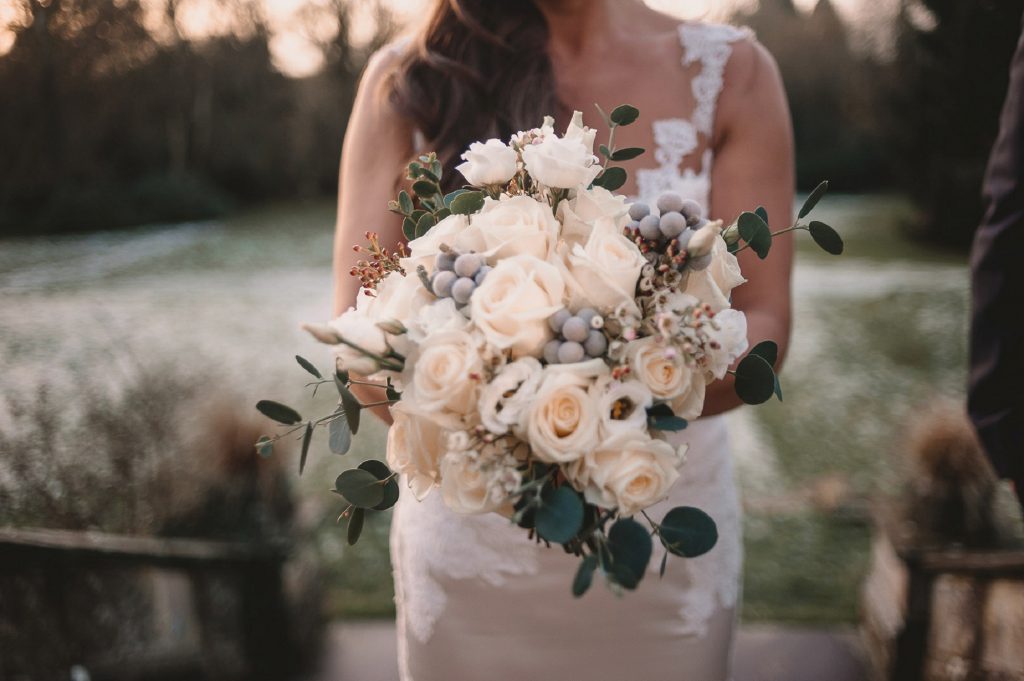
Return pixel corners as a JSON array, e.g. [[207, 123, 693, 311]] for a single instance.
[[333, 47, 414, 425], [702, 38, 796, 417]]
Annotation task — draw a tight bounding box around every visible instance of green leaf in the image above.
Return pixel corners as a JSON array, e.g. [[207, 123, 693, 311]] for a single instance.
[[607, 517, 653, 590], [646, 403, 688, 432], [774, 374, 784, 402], [737, 211, 772, 259], [299, 421, 313, 475], [594, 167, 627, 191], [598, 144, 612, 159], [659, 506, 719, 558], [659, 550, 668, 577], [295, 355, 321, 379], [535, 485, 584, 544], [449, 190, 485, 215], [609, 104, 640, 126], [358, 459, 399, 510], [748, 340, 778, 367], [610, 147, 645, 161], [572, 555, 598, 597], [417, 167, 440, 183], [808, 220, 844, 255], [347, 507, 365, 545], [755, 205, 769, 225], [402, 216, 417, 241], [734, 353, 776, 405], [412, 179, 437, 198], [443, 189, 468, 208], [398, 190, 414, 215], [255, 436, 273, 458], [433, 207, 451, 221], [386, 381, 401, 402], [415, 212, 436, 238], [328, 410, 352, 455], [799, 180, 829, 219], [338, 383, 361, 435], [335, 469, 384, 508], [256, 400, 302, 425]]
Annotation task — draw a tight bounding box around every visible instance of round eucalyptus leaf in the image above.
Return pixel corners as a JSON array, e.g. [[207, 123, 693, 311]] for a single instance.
[[373, 479, 400, 511], [595, 167, 627, 191], [335, 469, 385, 508], [535, 486, 584, 544], [611, 147, 645, 161], [607, 517, 653, 590], [412, 179, 436, 198], [337, 384, 361, 435], [398, 190, 414, 215], [328, 413, 352, 455], [609, 104, 640, 126], [659, 506, 719, 558], [347, 507, 365, 546], [572, 555, 599, 598], [256, 400, 302, 425], [737, 211, 772, 259], [449, 191, 485, 215], [358, 459, 391, 480], [734, 353, 776, 405], [748, 340, 779, 366], [809, 220, 844, 255]]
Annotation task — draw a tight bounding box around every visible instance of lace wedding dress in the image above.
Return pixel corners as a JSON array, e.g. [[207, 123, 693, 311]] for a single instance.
[[391, 22, 750, 681]]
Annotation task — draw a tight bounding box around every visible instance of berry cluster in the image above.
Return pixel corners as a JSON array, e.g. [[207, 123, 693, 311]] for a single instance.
[[625, 191, 711, 271], [429, 249, 492, 304], [350, 231, 408, 291], [543, 308, 608, 364]]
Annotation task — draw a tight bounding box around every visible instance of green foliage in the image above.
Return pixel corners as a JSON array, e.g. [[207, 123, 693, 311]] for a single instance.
[[646, 403, 688, 432], [799, 181, 830, 219], [609, 104, 640, 126], [607, 518, 653, 590], [659, 506, 718, 558], [809, 221, 844, 255], [347, 507, 366, 545], [572, 555, 599, 597], [256, 400, 302, 425], [299, 422, 314, 475], [334, 469, 385, 509], [593, 167, 627, 191], [295, 355, 322, 380], [734, 353, 777, 405], [535, 486, 585, 544], [337, 383, 361, 435], [328, 411, 352, 455], [738, 211, 772, 259], [449, 191, 485, 215], [358, 460, 399, 511]]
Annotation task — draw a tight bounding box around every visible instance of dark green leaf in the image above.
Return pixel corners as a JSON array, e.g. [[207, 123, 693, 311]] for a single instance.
[[256, 400, 302, 425], [598, 144, 612, 159], [774, 374, 784, 402], [347, 507, 365, 545], [335, 469, 384, 508], [647, 404, 688, 432], [386, 381, 401, 402], [607, 517, 653, 590], [402, 216, 416, 241], [299, 421, 314, 475], [734, 353, 776, 405], [609, 104, 640, 126], [433, 207, 451, 221], [799, 180, 829, 219], [535, 485, 584, 544], [398, 190, 413, 215], [659, 506, 719, 558], [449, 190, 485, 215], [338, 383, 361, 435], [610, 147, 645, 161], [572, 555, 599, 597], [748, 340, 778, 367], [295, 355, 321, 379], [358, 460, 399, 511], [418, 168, 440, 183], [594, 167, 627, 191], [430, 159, 443, 180], [412, 179, 437, 198], [737, 211, 772, 259], [415, 212, 436, 238], [328, 410, 352, 455], [443, 189, 468, 208], [808, 220, 844, 255], [755, 205, 769, 225], [255, 436, 273, 458], [659, 550, 668, 577]]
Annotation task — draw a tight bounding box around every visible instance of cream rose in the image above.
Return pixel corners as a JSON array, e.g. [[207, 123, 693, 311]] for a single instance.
[[520, 360, 606, 463], [702, 308, 749, 380], [682, 237, 746, 313], [625, 336, 705, 420], [557, 185, 629, 246], [403, 213, 481, 272], [462, 195, 561, 261], [440, 453, 515, 515], [456, 138, 518, 187], [571, 432, 684, 516], [469, 254, 565, 358], [387, 401, 448, 500], [563, 216, 647, 312], [478, 357, 543, 435], [404, 327, 484, 423], [521, 112, 601, 189], [595, 376, 653, 439]]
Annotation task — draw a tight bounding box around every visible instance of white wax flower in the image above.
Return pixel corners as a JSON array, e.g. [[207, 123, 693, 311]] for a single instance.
[[594, 376, 654, 439], [456, 138, 518, 187]]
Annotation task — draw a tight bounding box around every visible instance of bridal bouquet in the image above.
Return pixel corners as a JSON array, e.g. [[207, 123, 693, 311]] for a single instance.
[[256, 105, 842, 595]]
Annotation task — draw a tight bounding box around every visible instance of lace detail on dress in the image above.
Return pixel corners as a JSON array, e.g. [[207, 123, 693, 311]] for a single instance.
[[679, 23, 753, 136]]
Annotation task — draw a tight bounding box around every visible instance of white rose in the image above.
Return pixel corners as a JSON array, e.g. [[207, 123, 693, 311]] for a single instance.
[[569, 432, 684, 516], [456, 138, 518, 187], [407, 297, 468, 344], [403, 213, 480, 272], [403, 327, 484, 423], [625, 336, 704, 420], [594, 376, 653, 439], [687, 219, 723, 258], [462, 195, 560, 262], [387, 401, 448, 500], [478, 357, 543, 435], [563, 216, 647, 312], [469, 254, 565, 358], [682, 236, 746, 313], [702, 308, 749, 380], [557, 186, 630, 246], [564, 110, 598, 154], [522, 112, 601, 189], [440, 454, 512, 515], [520, 360, 606, 463], [369, 271, 434, 359]]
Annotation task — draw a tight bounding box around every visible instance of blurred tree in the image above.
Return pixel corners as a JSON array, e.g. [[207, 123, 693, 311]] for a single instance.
[[882, 0, 1024, 248]]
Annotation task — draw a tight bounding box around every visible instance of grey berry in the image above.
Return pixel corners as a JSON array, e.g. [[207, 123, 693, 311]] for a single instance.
[[451, 276, 476, 304], [638, 214, 661, 241], [557, 341, 585, 364], [474, 265, 492, 286], [543, 339, 562, 364], [584, 330, 608, 357], [656, 191, 684, 215], [576, 307, 598, 325], [432, 270, 456, 297], [659, 211, 687, 238], [679, 199, 704, 225], [435, 251, 457, 272], [454, 253, 482, 278], [626, 219, 641, 233], [676, 227, 695, 250], [628, 202, 651, 221], [548, 308, 572, 333], [561, 317, 589, 343], [689, 253, 712, 270]]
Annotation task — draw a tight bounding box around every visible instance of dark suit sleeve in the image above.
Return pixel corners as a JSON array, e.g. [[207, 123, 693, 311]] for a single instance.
[[969, 27, 1024, 485]]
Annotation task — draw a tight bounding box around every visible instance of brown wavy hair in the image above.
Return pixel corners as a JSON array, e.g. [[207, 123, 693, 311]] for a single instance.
[[388, 0, 559, 191]]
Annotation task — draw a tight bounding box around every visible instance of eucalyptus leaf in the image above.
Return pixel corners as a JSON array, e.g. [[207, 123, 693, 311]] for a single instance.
[[328, 411, 352, 455], [443, 189, 468, 208], [347, 507, 365, 546], [299, 421, 313, 475], [412, 179, 436, 198], [659, 550, 668, 577], [609, 104, 640, 126], [737, 211, 772, 259], [734, 353, 776, 405], [415, 212, 436, 238], [335, 469, 384, 508], [256, 400, 302, 425], [358, 460, 399, 511], [808, 220, 844, 255], [338, 383, 361, 435], [659, 506, 718, 558], [598, 144, 612, 159], [572, 555, 599, 597], [607, 517, 653, 590], [255, 436, 273, 458], [398, 190, 413, 215], [449, 191, 485, 215], [535, 485, 584, 544], [755, 205, 769, 225], [799, 180, 829, 219], [611, 147, 645, 161], [295, 355, 321, 379], [433, 207, 451, 221], [402, 216, 416, 241], [594, 167, 627, 191], [748, 340, 779, 367]]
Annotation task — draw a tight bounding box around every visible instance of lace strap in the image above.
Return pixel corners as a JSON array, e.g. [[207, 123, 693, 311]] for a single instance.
[[677, 23, 754, 136]]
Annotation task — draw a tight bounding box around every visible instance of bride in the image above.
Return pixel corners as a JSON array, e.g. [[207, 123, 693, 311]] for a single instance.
[[333, 1, 794, 679]]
